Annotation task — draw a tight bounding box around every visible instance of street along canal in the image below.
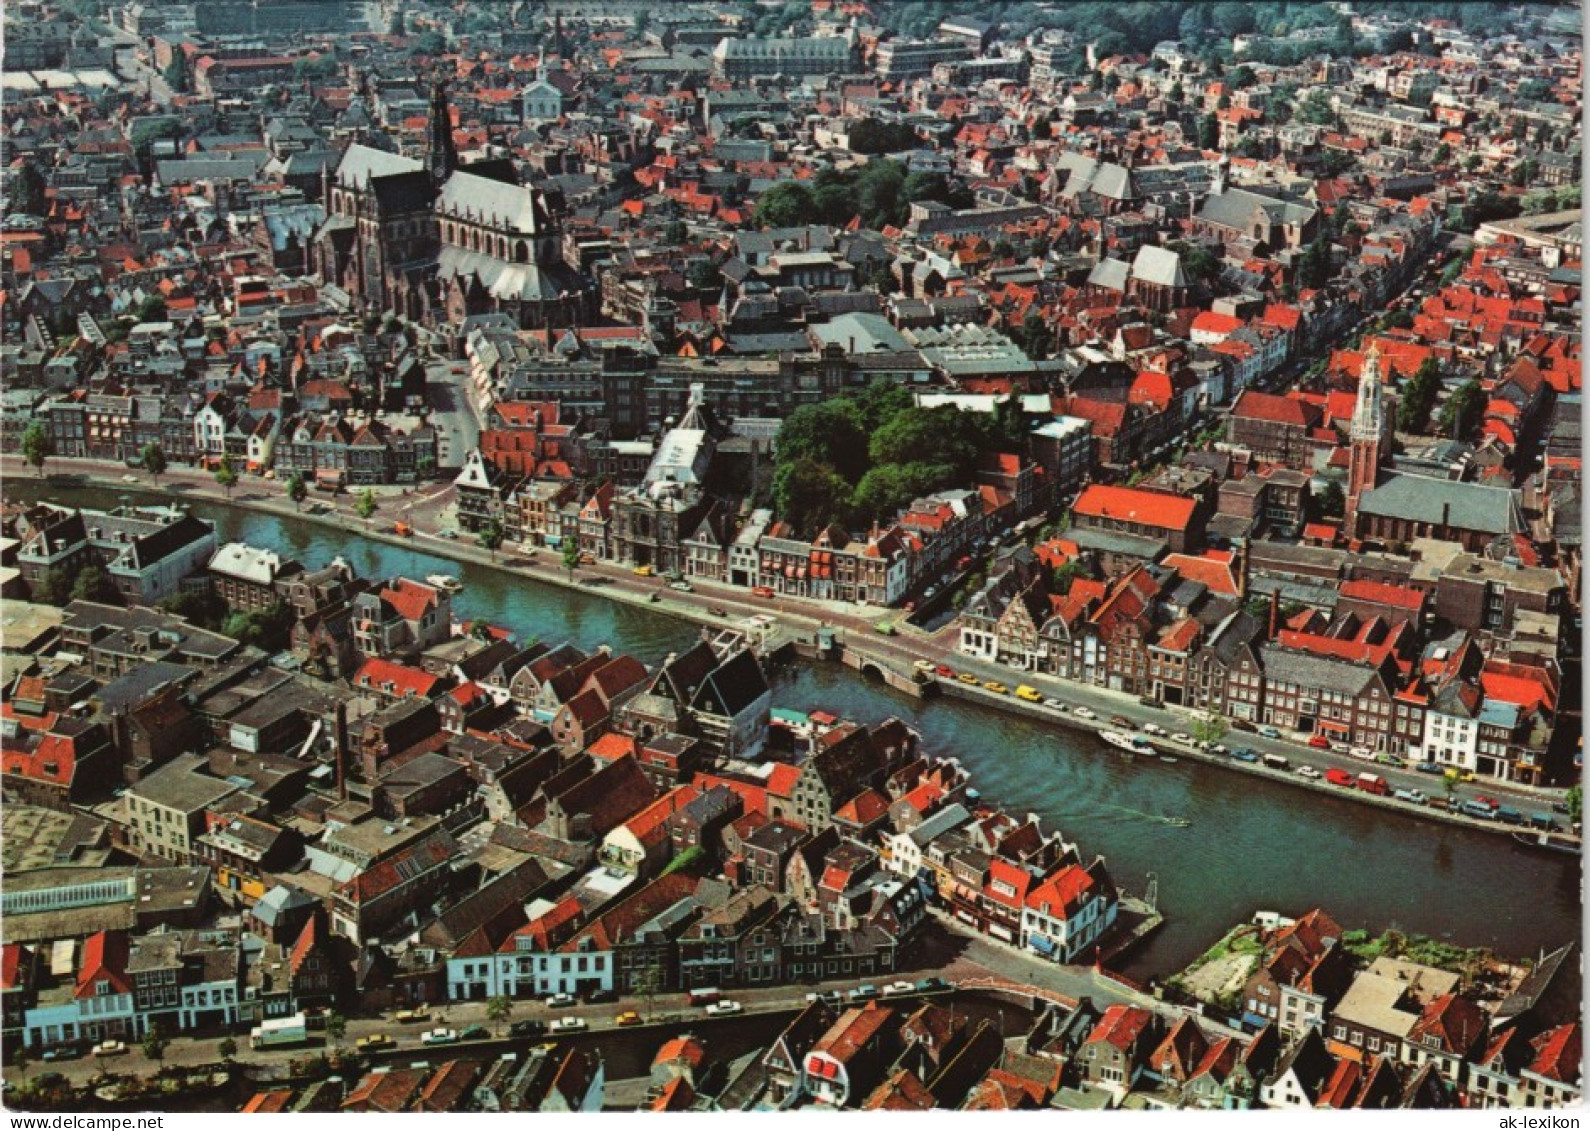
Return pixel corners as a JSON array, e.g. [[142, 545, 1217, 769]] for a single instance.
[[11, 483, 1580, 979]]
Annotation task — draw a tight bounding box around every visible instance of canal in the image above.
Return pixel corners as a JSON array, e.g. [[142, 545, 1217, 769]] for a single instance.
[[13, 483, 1580, 978]]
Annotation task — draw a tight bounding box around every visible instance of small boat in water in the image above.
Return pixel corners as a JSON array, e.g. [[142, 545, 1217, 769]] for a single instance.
[[1512, 831, 1581, 856], [1160, 755, 1180, 764], [1100, 730, 1147, 754], [426, 574, 464, 593]]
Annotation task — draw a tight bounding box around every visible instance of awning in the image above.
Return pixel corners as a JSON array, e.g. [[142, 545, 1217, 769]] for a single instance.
[[315, 469, 344, 483], [1318, 719, 1351, 734]]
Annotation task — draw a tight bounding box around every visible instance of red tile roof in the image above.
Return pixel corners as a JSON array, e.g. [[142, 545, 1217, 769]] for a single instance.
[[75, 931, 131, 1000], [1074, 484, 1196, 532], [354, 657, 442, 699]]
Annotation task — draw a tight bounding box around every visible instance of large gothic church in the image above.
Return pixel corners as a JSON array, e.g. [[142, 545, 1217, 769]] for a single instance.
[[314, 83, 592, 330]]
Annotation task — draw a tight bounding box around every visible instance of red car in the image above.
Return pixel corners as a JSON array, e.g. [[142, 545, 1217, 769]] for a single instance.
[[1308, 735, 1331, 749], [1474, 795, 1500, 809], [935, 665, 956, 678], [750, 586, 775, 598]]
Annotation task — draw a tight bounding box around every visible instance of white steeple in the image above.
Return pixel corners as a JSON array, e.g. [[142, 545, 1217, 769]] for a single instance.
[[1351, 343, 1385, 441]]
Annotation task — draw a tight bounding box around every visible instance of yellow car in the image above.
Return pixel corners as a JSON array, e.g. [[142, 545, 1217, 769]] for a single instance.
[[357, 1034, 395, 1051], [1015, 686, 1042, 702], [633, 564, 653, 577], [958, 673, 980, 685], [983, 681, 1008, 695], [614, 1011, 643, 1028], [392, 1009, 430, 1024]]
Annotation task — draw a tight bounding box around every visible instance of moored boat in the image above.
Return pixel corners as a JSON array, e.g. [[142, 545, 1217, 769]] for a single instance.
[[426, 574, 464, 592]]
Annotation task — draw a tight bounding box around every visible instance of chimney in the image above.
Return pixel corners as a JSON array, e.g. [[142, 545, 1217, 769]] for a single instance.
[[1269, 589, 1281, 639]]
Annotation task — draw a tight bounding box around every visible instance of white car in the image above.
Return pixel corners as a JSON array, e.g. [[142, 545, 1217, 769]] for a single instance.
[[883, 981, 917, 997], [913, 660, 935, 673], [705, 1000, 742, 1016], [1172, 733, 1193, 745], [1044, 698, 1068, 711], [546, 993, 577, 1008], [1297, 765, 1322, 780], [549, 1017, 588, 1033], [421, 1028, 459, 1047], [1074, 707, 1096, 721]]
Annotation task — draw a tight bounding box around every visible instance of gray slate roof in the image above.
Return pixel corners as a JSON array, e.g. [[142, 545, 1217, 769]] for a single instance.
[[1358, 473, 1525, 537]]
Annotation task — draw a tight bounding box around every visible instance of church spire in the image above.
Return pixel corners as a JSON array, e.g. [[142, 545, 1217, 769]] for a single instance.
[[1351, 342, 1385, 441], [427, 80, 458, 185]]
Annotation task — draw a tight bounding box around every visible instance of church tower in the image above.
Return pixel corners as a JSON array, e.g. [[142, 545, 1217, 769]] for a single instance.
[[1346, 343, 1387, 539], [427, 81, 458, 186]]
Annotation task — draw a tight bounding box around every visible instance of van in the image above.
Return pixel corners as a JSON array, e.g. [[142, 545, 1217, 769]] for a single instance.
[[1459, 800, 1497, 820], [1356, 773, 1390, 796], [687, 987, 722, 1007], [1261, 753, 1290, 771], [1015, 686, 1042, 703], [1325, 768, 1355, 787], [1494, 806, 1525, 826]]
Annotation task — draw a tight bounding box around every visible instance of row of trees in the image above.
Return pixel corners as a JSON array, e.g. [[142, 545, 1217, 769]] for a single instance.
[[772, 382, 1028, 538], [753, 162, 971, 232]]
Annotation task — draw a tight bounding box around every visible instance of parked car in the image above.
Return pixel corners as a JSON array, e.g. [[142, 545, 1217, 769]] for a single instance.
[[982, 680, 1008, 694], [848, 985, 880, 1002], [421, 1028, 459, 1047], [913, 660, 936, 673], [1393, 788, 1428, 805], [632, 564, 653, 577], [669, 580, 694, 593], [1015, 686, 1042, 703], [1325, 768, 1356, 787], [41, 1046, 81, 1062], [1231, 748, 1260, 763], [460, 1026, 490, 1041], [1172, 732, 1193, 745], [509, 1020, 547, 1039], [1044, 698, 1067, 711], [1415, 761, 1442, 775], [751, 586, 775, 598], [393, 1009, 430, 1024], [614, 1011, 643, 1027], [914, 977, 951, 992], [1297, 765, 1322, 780], [883, 981, 917, 997], [546, 993, 577, 1009], [1073, 707, 1095, 720], [705, 1000, 743, 1016], [1308, 735, 1331, 749], [805, 990, 844, 1006], [550, 1017, 588, 1033], [1109, 716, 1131, 728], [357, 1034, 395, 1052], [935, 665, 956, 678], [957, 673, 980, 685], [1257, 725, 1282, 739]]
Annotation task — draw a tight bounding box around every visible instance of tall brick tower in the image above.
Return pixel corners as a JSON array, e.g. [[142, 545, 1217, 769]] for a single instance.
[[1345, 343, 1387, 539]]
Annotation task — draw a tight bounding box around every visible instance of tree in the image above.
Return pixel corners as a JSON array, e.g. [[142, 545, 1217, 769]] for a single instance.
[[486, 995, 513, 1035], [140, 442, 167, 484], [21, 421, 51, 477], [869, 405, 981, 479], [1437, 379, 1485, 442], [687, 259, 723, 291], [561, 538, 581, 580], [1314, 480, 1346, 521], [12, 1045, 28, 1087], [776, 402, 870, 484], [324, 1011, 347, 1049], [287, 473, 307, 512], [215, 455, 239, 499], [1191, 712, 1228, 746], [1397, 357, 1443, 433], [754, 182, 817, 229], [31, 568, 71, 606], [850, 462, 952, 524], [71, 566, 117, 605], [1018, 310, 1052, 360], [223, 602, 295, 651], [478, 517, 504, 561], [1380, 310, 1415, 331], [1567, 784, 1581, 824], [141, 1024, 169, 1062], [218, 1037, 238, 1061], [1197, 113, 1219, 150], [161, 588, 226, 629], [1052, 559, 1089, 596], [662, 219, 689, 244], [354, 487, 378, 524], [9, 159, 47, 217], [388, 9, 405, 35], [163, 51, 189, 93], [773, 458, 853, 539]]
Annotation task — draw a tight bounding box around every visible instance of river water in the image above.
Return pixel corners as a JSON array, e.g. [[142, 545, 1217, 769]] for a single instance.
[[14, 483, 1580, 977]]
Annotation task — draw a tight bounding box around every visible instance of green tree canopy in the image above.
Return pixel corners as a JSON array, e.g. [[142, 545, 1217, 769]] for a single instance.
[[1397, 357, 1443, 433], [776, 402, 870, 483], [1436, 379, 1486, 442], [773, 458, 853, 538]]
